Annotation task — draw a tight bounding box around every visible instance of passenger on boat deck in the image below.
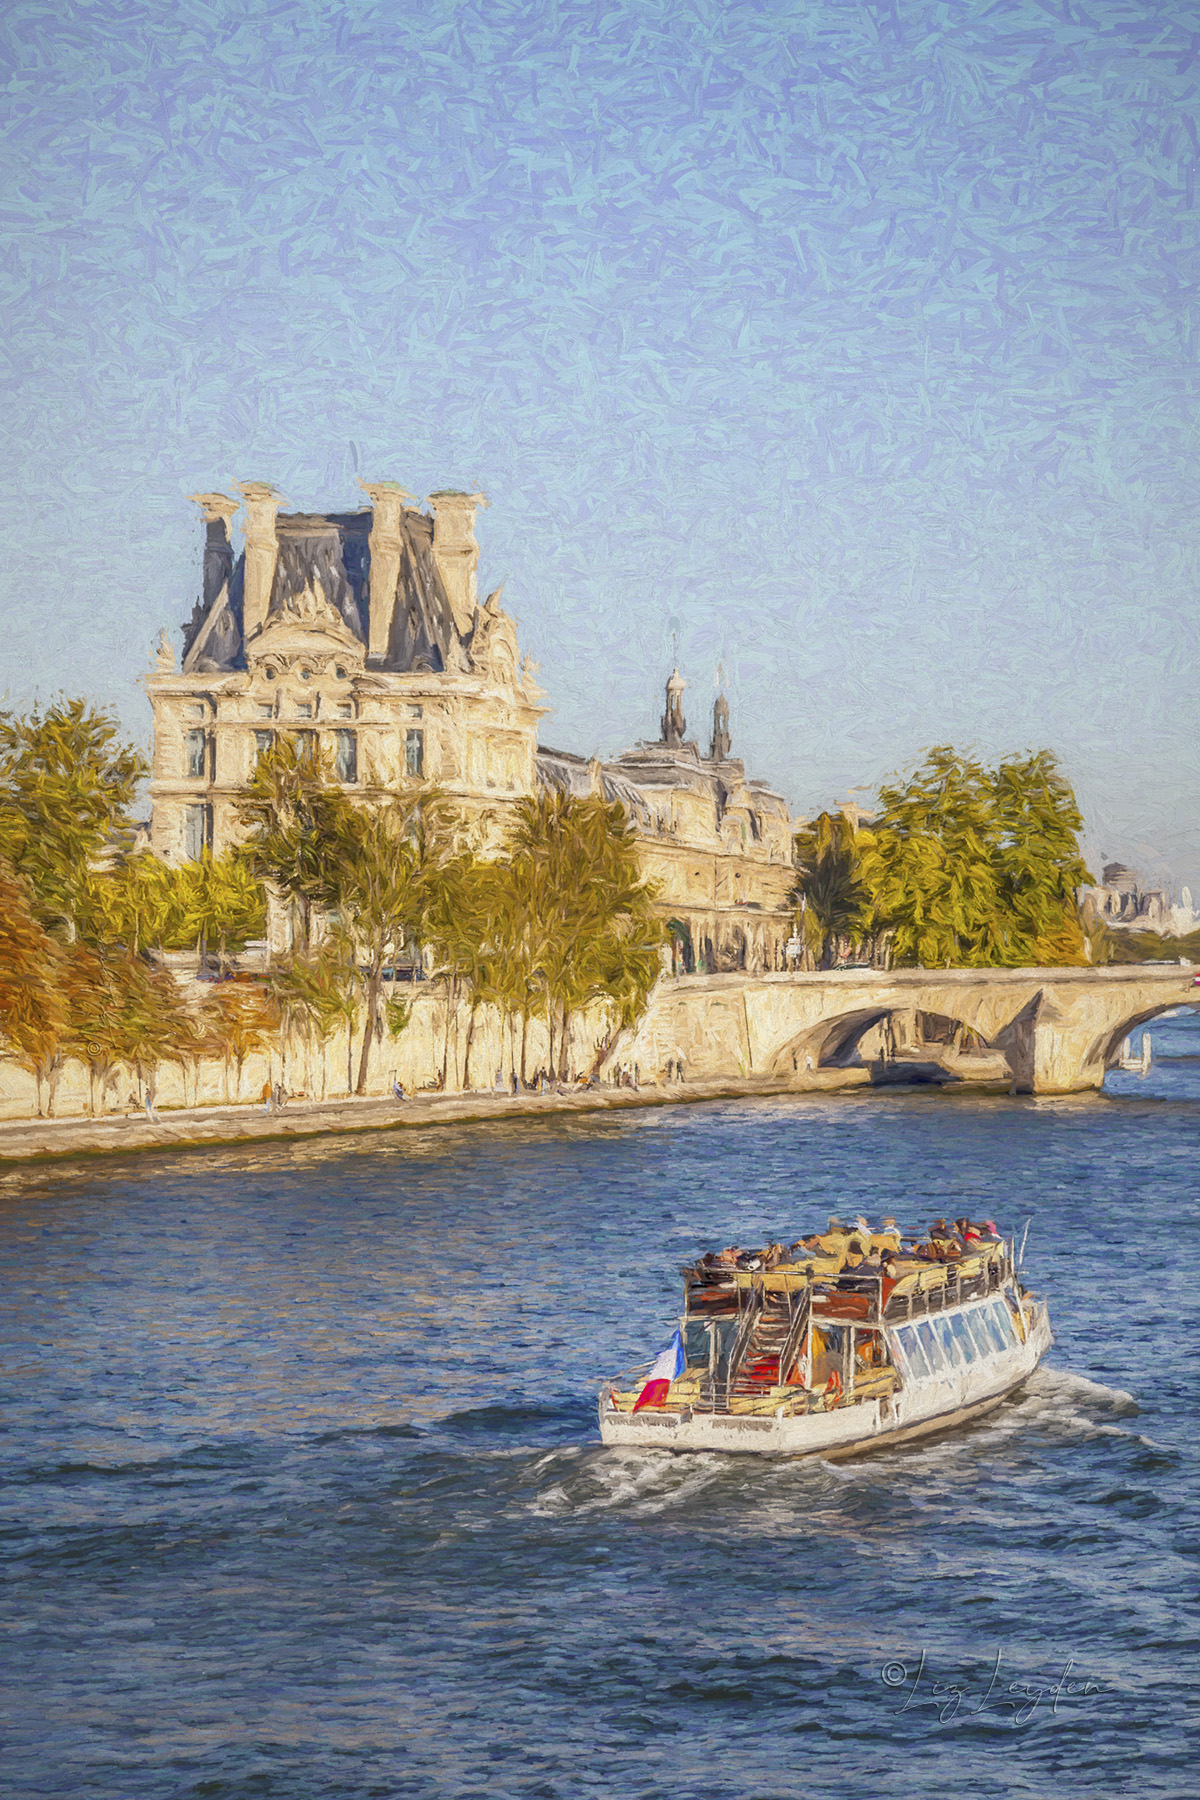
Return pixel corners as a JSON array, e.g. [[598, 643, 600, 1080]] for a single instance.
[[867, 1218, 903, 1254]]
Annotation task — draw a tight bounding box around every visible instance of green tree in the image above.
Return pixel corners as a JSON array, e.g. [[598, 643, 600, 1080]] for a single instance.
[[857, 746, 1092, 968], [423, 853, 508, 1089], [236, 737, 353, 952], [174, 851, 267, 963], [791, 811, 873, 968], [81, 849, 266, 965], [266, 946, 361, 1095], [0, 699, 147, 935], [78, 853, 180, 953], [505, 789, 664, 1082], [327, 793, 455, 1094]]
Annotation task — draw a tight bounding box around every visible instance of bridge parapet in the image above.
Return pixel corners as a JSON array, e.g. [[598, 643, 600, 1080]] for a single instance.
[[624, 965, 1199, 1095]]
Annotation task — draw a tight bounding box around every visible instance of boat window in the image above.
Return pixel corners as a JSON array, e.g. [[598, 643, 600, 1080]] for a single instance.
[[977, 1305, 1007, 1353], [684, 1319, 709, 1366], [961, 1311, 993, 1360], [948, 1313, 976, 1362], [899, 1326, 932, 1380], [915, 1319, 943, 1372], [933, 1315, 958, 1367], [990, 1300, 1018, 1347]]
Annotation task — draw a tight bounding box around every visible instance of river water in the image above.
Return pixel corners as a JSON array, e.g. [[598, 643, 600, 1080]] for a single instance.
[[2, 1009, 1198, 1799]]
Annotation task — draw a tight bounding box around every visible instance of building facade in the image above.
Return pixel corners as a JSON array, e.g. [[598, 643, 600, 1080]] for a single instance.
[[146, 483, 546, 864], [538, 672, 795, 973], [147, 484, 798, 970]]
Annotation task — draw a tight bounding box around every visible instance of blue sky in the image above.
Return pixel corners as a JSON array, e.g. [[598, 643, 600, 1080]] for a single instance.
[[1, 0, 1197, 891]]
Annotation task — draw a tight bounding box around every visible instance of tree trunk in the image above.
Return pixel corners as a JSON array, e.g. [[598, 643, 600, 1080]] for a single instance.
[[463, 1002, 479, 1092], [441, 977, 458, 1089], [355, 960, 383, 1095], [558, 1007, 571, 1082], [519, 1009, 529, 1087]]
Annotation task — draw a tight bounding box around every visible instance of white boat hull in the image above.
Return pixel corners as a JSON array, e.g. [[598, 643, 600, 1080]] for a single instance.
[[599, 1300, 1052, 1458]]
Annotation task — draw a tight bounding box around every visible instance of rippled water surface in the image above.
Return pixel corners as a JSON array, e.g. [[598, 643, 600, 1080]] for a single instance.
[[2, 1011, 1199, 1799]]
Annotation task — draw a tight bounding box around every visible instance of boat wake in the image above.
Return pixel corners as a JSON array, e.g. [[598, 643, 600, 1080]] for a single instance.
[[528, 1444, 729, 1518]]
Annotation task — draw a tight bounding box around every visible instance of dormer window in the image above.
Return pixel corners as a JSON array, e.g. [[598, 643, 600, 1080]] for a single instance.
[[184, 729, 208, 780], [300, 667, 312, 681], [264, 667, 277, 681]]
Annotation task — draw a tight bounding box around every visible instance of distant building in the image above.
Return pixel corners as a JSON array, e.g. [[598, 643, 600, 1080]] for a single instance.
[[146, 485, 797, 969], [538, 670, 795, 973], [1085, 862, 1198, 937]]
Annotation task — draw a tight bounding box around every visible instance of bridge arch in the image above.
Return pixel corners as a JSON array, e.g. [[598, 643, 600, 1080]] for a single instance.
[[768, 1001, 997, 1078], [1092, 997, 1200, 1072]]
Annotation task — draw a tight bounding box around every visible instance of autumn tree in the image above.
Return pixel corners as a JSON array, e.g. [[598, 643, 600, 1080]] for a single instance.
[[235, 736, 351, 952], [855, 747, 1092, 968], [504, 789, 664, 1081], [0, 866, 68, 1115], [0, 699, 147, 936]]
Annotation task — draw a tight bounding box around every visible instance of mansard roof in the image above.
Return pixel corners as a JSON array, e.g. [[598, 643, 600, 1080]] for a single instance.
[[181, 503, 464, 675], [535, 747, 653, 824]]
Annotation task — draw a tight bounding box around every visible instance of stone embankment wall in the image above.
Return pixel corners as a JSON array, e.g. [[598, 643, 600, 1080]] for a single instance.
[[0, 987, 615, 1123], [4, 966, 1195, 1119]]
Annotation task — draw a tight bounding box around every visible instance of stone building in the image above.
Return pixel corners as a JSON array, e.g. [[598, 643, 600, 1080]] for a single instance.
[[147, 484, 797, 969], [537, 671, 795, 973], [146, 483, 546, 864], [1085, 863, 1198, 938]]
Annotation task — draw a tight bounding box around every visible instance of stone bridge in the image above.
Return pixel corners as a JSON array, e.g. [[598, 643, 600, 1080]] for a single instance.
[[624, 964, 1200, 1095]]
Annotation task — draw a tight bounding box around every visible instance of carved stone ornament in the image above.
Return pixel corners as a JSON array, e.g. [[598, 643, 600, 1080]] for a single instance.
[[281, 574, 344, 628], [154, 628, 177, 672], [469, 587, 518, 686]]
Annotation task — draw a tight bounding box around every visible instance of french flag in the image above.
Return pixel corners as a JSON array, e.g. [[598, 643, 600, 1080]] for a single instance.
[[632, 1328, 685, 1412]]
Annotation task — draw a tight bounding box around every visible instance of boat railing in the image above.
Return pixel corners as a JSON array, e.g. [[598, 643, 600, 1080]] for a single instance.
[[685, 1243, 1016, 1333]]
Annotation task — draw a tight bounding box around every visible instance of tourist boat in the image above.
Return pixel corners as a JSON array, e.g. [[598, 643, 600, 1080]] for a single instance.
[[598, 1222, 1051, 1458]]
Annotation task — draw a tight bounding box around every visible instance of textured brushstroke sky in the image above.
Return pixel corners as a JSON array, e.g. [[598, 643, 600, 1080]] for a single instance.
[[1, 0, 1197, 890]]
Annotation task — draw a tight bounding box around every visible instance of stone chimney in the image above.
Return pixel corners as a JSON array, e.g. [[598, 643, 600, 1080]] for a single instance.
[[236, 482, 284, 643], [189, 493, 239, 612], [360, 481, 414, 666], [428, 491, 488, 637], [710, 693, 731, 762], [661, 668, 687, 748]]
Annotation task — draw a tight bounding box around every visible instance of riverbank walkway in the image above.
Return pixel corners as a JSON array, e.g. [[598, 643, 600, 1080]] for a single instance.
[[0, 1074, 863, 1167]]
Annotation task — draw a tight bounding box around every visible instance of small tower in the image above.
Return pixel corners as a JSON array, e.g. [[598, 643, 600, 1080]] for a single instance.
[[710, 693, 731, 762], [661, 668, 687, 748]]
